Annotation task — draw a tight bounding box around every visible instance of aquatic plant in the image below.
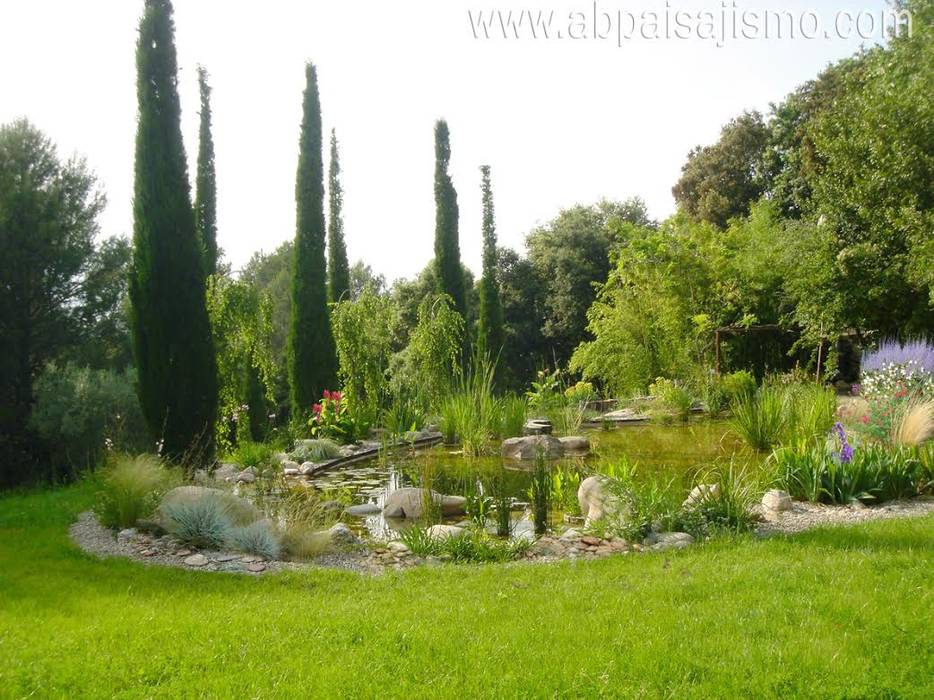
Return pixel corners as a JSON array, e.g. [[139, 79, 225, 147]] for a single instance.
[[498, 395, 528, 439], [529, 453, 550, 535], [398, 526, 530, 563]]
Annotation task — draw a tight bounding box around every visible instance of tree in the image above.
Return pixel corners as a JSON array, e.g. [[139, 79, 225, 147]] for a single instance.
[[477, 165, 504, 365], [289, 63, 337, 416], [526, 198, 651, 367], [349, 260, 387, 299], [194, 65, 218, 275], [433, 120, 465, 319], [327, 129, 350, 303], [672, 111, 770, 228], [496, 247, 547, 389], [0, 120, 105, 484], [129, 0, 217, 464]]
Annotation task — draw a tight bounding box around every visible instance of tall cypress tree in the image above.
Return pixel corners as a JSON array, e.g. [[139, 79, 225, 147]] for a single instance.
[[327, 128, 350, 303], [129, 0, 217, 464], [289, 63, 337, 416], [194, 65, 218, 275], [433, 120, 466, 319], [477, 165, 504, 362]]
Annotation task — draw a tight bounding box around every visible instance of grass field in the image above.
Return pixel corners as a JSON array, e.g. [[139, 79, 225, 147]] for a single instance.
[[1, 481, 932, 699]]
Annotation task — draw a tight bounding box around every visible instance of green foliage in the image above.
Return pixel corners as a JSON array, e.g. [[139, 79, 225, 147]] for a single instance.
[[162, 494, 233, 549], [477, 165, 504, 369], [526, 369, 563, 413], [438, 356, 503, 456], [498, 395, 528, 439], [381, 391, 426, 437], [194, 66, 218, 275], [686, 462, 759, 536], [228, 441, 275, 469], [129, 0, 217, 465], [529, 454, 550, 535], [597, 467, 680, 542], [291, 438, 341, 463], [672, 111, 770, 228], [397, 526, 530, 563], [226, 521, 281, 560], [29, 364, 150, 470], [331, 287, 395, 419], [308, 391, 365, 444], [207, 276, 276, 449], [649, 378, 694, 422], [398, 294, 464, 411], [0, 119, 107, 485], [730, 387, 789, 452], [94, 454, 177, 529], [327, 129, 350, 304], [433, 120, 466, 321], [289, 63, 337, 417], [721, 370, 757, 403]]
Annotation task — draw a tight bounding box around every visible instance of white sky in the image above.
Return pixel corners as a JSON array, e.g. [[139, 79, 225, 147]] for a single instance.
[[0, 0, 890, 281]]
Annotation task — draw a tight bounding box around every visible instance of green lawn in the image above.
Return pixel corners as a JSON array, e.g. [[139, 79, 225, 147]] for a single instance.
[[1, 483, 932, 699]]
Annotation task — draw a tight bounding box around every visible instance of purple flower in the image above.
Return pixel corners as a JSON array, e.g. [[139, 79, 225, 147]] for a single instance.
[[861, 338, 934, 377], [832, 422, 853, 464]]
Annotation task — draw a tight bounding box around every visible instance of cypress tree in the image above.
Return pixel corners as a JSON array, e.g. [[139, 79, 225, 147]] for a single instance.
[[477, 165, 504, 361], [289, 63, 337, 416], [194, 65, 218, 275], [433, 120, 466, 319], [129, 0, 217, 464], [327, 129, 350, 303]]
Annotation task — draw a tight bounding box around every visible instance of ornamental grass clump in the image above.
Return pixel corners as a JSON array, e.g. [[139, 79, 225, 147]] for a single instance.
[[291, 438, 341, 463], [685, 461, 759, 535], [731, 386, 787, 451], [94, 454, 178, 529], [163, 496, 233, 549], [226, 520, 282, 560]]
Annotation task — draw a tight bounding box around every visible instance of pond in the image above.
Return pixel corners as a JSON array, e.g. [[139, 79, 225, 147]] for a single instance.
[[308, 420, 757, 541]]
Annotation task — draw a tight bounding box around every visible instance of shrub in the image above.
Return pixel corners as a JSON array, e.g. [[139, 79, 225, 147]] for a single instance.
[[163, 496, 233, 549], [721, 370, 757, 404], [94, 454, 176, 529], [30, 364, 150, 471], [649, 377, 694, 422], [291, 438, 341, 463], [564, 381, 596, 404], [226, 520, 282, 559], [308, 390, 367, 444], [861, 338, 934, 399], [596, 466, 681, 542], [229, 441, 275, 468]]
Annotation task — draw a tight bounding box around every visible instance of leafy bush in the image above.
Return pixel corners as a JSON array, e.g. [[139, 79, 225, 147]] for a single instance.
[[291, 438, 341, 463], [226, 520, 281, 560], [229, 441, 275, 468], [721, 370, 757, 404], [30, 364, 150, 470], [649, 378, 693, 422], [94, 454, 176, 529], [163, 496, 233, 549], [564, 381, 596, 404], [596, 466, 681, 542], [308, 390, 366, 444]]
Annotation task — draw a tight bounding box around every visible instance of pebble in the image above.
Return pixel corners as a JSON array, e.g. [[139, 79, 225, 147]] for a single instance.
[[184, 554, 209, 567], [175, 549, 193, 557], [246, 562, 267, 573]]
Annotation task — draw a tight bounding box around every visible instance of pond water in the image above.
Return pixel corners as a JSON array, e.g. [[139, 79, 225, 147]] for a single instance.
[[309, 420, 757, 541]]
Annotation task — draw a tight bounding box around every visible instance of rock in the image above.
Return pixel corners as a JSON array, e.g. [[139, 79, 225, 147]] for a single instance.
[[345, 503, 382, 517], [213, 463, 240, 482], [387, 541, 410, 554], [501, 435, 564, 460], [426, 524, 466, 540], [578, 476, 627, 526], [213, 554, 239, 562], [282, 460, 300, 472], [235, 467, 256, 484], [529, 537, 566, 557], [558, 436, 591, 455], [241, 555, 265, 563], [648, 532, 694, 553], [559, 529, 583, 541], [300, 462, 321, 476], [327, 523, 361, 548], [523, 419, 553, 436], [274, 452, 290, 464], [684, 484, 720, 508], [580, 535, 602, 547], [175, 548, 193, 557], [184, 554, 209, 567], [246, 562, 267, 573], [117, 528, 137, 542], [283, 468, 301, 477], [159, 486, 262, 527], [762, 489, 793, 513], [382, 488, 467, 519]]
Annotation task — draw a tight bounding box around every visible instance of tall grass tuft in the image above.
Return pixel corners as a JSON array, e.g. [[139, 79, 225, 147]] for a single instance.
[[438, 354, 504, 456], [94, 454, 177, 529], [731, 386, 787, 451], [891, 399, 934, 447], [686, 461, 759, 534], [229, 441, 275, 468], [291, 439, 341, 463], [529, 453, 551, 534], [785, 385, 837, 443], [498, 395, 528, 439]]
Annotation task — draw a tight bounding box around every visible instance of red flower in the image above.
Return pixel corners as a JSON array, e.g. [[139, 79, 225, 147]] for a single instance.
[[331, 391, 342, 402], [861, 415, 869, 424], [323, 389, 332, 401], [312, 403, 323, 416]]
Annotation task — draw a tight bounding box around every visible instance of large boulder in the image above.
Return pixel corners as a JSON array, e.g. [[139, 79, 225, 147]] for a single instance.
[[761, 489, 793, 514], [159, 486, 262, 527], [502, 435, 564, 460], [558, 436, 591, 456], [577, 476, 627, 526], [382, 488, 467, 519], [326, 523, 362, 548]]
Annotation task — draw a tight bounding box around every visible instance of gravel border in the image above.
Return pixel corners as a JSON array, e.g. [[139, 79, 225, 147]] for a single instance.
[[755, 496, 934, 536]]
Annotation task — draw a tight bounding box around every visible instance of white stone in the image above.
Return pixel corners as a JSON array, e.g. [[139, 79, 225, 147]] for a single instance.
[[648, 532, 695, 552], [184, 554, 208, 567], [387, 541, 410, 554], [426, 524, 466, 540], [684, 484, 720, 508], [558, 436, 591, 455], [762, 489, 793, 513], [382, 488, 467, 519], [578, 476, 626, 526]]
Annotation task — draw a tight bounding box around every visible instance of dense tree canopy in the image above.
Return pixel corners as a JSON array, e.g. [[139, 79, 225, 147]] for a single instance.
[[128, 0, 217, 464], [432, 120, 465, 321]]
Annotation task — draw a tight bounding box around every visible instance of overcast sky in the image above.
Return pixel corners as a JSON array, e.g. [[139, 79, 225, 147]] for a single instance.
[[0, 0, 890, 281]]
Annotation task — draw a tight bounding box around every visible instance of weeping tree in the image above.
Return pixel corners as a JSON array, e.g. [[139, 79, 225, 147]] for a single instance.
[[433, 120, 465, 320], [327, 129, 350, 303], [194, 65, 218, 275], [477, 165, 504, 364], [129, 0, 217, 464], [289, 63, 337, 417]]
